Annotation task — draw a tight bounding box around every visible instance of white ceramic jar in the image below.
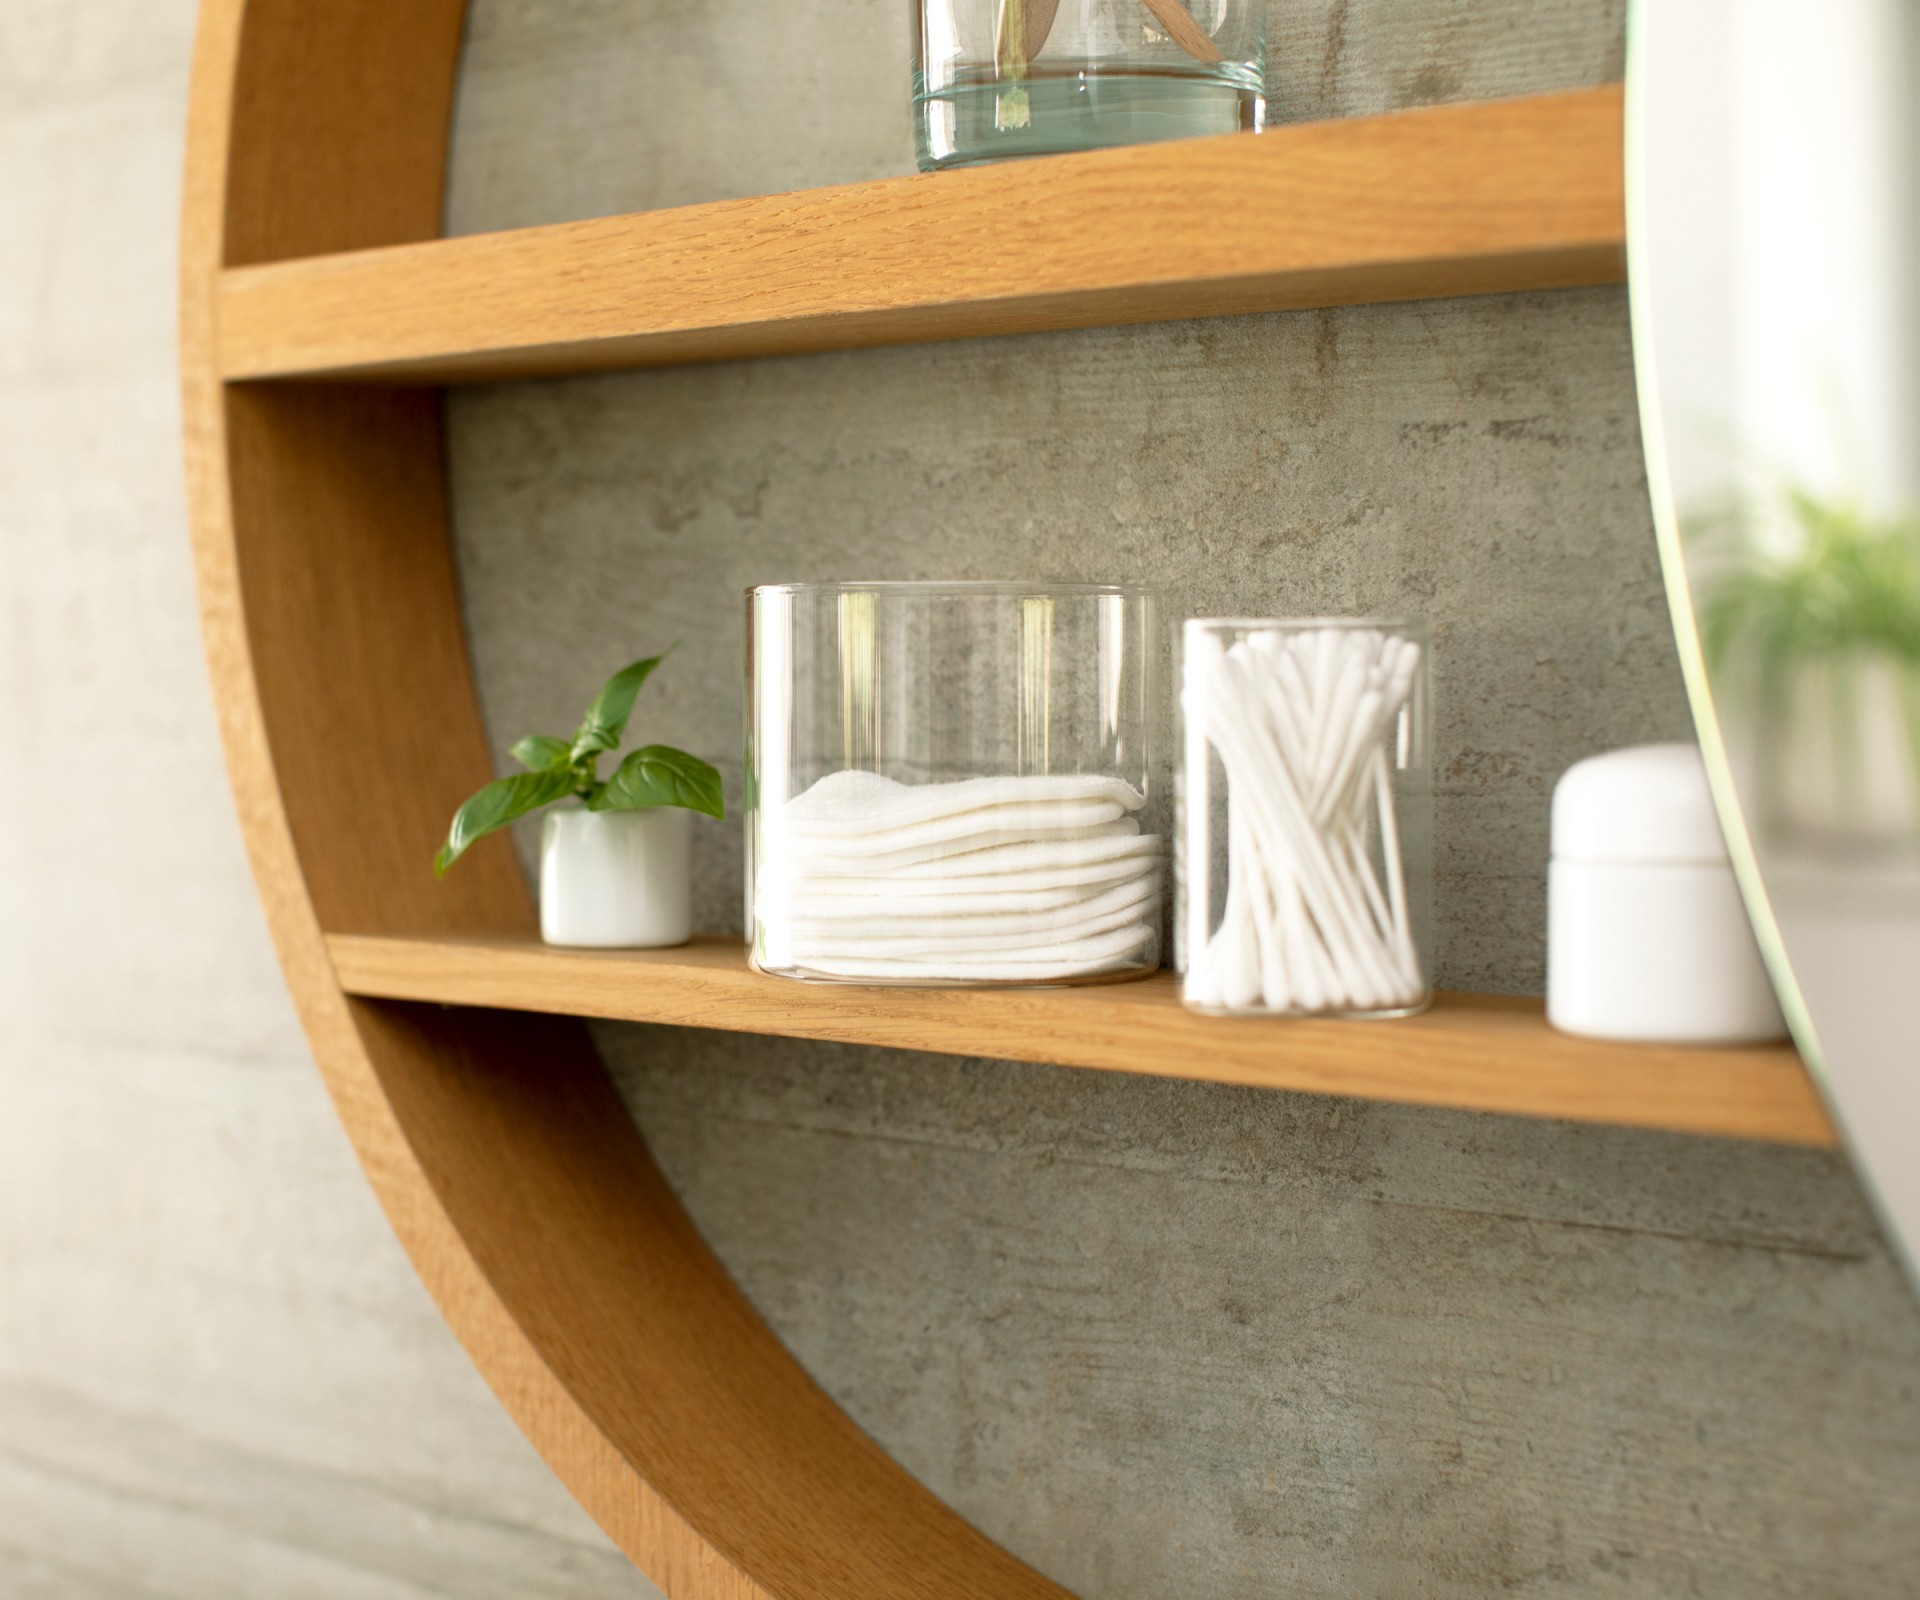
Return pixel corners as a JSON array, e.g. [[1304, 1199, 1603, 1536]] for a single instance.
[[1547, 744, 1785, 1043], [539, 806, 692, 949]]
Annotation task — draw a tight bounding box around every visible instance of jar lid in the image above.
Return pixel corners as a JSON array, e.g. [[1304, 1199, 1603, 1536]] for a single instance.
[[1551, 743, 1732, 865]]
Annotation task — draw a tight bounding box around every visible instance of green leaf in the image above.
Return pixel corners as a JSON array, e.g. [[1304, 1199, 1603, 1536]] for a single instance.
[[435, 770, 574, 876], [589, 745, 725, 819], [1696, 482, 1920, 680], [569, 652, 671, 761], [509, 734, 571, 772]]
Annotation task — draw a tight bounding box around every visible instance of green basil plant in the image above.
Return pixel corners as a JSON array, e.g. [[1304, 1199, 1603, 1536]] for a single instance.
[[436, 653, 724, 877]]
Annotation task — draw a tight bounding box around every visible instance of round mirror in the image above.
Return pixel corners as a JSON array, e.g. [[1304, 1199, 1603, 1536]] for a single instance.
[[1629, 1, 1920, 1280]]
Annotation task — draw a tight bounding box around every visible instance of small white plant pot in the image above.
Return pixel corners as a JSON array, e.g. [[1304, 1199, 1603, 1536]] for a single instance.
[[539, 806, 692, 948]]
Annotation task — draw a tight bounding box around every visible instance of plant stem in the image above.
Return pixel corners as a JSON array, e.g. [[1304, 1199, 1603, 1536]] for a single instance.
[[1140, 0, 1226, 63]]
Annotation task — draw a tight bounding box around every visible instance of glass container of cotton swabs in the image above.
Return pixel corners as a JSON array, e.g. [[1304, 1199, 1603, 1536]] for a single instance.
[[747, 582, 1163, 986], [1177, 618, 1432, 1017]]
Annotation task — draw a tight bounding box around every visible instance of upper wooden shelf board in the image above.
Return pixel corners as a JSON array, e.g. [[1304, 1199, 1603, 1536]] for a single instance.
[[219, 87, 1626, 386], [327, 934, 1831, 1148]]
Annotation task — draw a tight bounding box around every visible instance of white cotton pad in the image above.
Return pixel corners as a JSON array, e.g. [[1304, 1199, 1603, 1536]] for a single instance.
[[758, 772, 1164, 982], [786, 855, 1159, 911], [789, 897, 1159, 958], [793, 859, 1152, 899], [786, 818, 1141, 875], [782, 798, 1129, 857], [787, 924, 1159, 983], [783, 770, 1146, 836], [800, 830, 1162, 883], [778, 871, 1161, 941]]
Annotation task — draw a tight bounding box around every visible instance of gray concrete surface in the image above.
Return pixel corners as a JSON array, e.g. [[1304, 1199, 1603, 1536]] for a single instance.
[[605, 1027, 1920, 1598], [5, 0, 1916, 1595], [0, 3, 654, 1593], [442, 0, 1920, 1595]]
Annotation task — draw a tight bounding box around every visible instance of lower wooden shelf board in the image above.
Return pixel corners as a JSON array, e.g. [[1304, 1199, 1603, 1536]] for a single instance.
[[326, 935, 1833, 1147]]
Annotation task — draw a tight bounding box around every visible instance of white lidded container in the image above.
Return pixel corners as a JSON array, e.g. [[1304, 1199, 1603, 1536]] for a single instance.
[[1547, 744, 1785, 1043]]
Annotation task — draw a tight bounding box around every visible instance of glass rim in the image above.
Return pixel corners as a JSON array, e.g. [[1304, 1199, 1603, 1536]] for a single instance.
[[748, 580, 1161, 599], [1183, 614, 1429, 635]]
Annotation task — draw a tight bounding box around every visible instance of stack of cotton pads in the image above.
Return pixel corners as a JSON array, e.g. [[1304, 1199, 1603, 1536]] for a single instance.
[[755, 770, 1162, 982]]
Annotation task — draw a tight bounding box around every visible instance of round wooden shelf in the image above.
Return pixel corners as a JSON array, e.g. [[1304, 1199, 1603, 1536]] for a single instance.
[[180, 5, 1818, 1593], [182, 3, 1079, 1593]]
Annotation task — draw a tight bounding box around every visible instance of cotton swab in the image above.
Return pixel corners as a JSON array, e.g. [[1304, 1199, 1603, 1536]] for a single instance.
[[1186, 624, 1426, 1014]]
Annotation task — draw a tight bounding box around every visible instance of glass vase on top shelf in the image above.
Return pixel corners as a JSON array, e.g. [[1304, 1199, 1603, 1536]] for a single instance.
[[915, 0, 1264, 170]]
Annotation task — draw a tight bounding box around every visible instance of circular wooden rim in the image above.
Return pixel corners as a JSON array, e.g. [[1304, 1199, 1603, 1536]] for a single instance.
[[179, 4, 1069, 1595]]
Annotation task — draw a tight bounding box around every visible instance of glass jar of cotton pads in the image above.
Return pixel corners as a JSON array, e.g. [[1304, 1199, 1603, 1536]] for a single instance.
[[747, 582, 1163, 986], [1177, 618, 1432, 1017], [915, 0, 1265, 171]]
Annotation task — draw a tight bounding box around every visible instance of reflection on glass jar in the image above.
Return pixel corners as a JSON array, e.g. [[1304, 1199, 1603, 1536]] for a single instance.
[[914, 0, 1264, 171]]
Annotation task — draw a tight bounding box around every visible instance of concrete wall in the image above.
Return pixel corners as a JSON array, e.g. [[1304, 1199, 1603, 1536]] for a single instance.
[[5, 1, 1918, 1597], [0, 5, 653, 1593], [611, 1033, 1920, 1598], [444, 1, 1920, 1596]]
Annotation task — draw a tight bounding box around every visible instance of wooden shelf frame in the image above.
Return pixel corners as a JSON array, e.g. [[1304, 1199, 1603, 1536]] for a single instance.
[[189, 5, 1080, 1595], [330, 936, 1832, 1147], [218, 86, 1627, 385], [179, 5, 1821, 1597]]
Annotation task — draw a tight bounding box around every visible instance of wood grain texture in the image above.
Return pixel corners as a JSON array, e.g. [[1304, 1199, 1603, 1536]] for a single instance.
[[327, 936, 1835, 1148], [184, 2, 1075, 1596], [221, 0, 470, 265], [224, 385, 533, 937], [218, 86, 1627, 384]]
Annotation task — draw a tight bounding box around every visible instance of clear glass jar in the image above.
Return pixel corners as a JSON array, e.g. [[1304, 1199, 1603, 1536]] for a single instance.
[[915, 0, 1265, 172], [1178, 618, 1432, 1017], [748, 582, 1163, 985]]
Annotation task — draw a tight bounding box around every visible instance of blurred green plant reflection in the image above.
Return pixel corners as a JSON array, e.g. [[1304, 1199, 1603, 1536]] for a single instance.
[[1692, 487, 1920, 855]]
